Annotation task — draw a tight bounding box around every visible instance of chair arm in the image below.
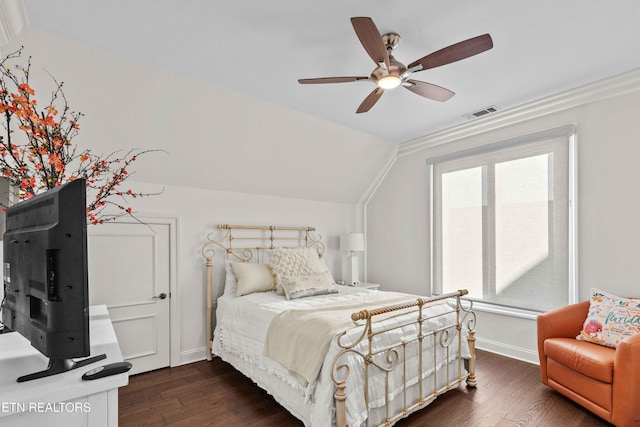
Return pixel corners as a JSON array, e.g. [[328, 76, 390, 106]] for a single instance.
[[537, 301, 590, 341], [612, 332, 640, 427], [536, 301, 589, 384]]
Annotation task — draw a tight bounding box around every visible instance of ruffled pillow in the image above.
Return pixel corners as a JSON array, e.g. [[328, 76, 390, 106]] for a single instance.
[[269, 247, 331, 295]]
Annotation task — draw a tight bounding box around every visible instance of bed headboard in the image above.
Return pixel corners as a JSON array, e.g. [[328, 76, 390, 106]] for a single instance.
[[201, 224, 325, 360], [202, 224, 324, 263]]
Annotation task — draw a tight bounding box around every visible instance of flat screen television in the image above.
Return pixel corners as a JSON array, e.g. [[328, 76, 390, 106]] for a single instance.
[[1, 178, 105, 382]]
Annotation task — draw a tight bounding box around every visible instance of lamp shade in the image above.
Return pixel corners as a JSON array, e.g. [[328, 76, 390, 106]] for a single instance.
[[340, 233, 364, 252]]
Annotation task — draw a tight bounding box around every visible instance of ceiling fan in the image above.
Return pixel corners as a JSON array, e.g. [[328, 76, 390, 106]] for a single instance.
[[298, 17, 493, 113]]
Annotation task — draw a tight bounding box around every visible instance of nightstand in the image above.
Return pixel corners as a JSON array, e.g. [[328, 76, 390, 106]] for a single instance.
[[354, 282, 380, 290]]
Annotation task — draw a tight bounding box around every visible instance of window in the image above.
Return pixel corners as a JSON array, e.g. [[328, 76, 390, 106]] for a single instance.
[[429, 126, 575, 313]]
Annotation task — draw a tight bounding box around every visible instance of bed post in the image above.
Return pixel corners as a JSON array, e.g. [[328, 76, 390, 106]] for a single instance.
[[331, 357, 351, 427], [334, 378, 347, 427], [205, 256, 213, 361], [208, 258, 215, 360], [466, 327, 477, 387], [202, 241, 216, 362], [457, 290, 477, 388]]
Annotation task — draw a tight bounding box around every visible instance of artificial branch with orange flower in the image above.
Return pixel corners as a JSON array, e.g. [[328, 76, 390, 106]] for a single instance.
[[0, 47, 161, 224]]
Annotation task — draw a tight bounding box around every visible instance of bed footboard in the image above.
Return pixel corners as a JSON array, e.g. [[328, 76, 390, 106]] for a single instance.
[[331, 289, 476, 427]]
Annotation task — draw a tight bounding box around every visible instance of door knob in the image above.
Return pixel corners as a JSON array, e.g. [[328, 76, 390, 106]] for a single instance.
[[153, 293, 167, 300]]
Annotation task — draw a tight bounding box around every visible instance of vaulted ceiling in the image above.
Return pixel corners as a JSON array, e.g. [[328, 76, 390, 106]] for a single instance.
[[17, 1, 640, 143], [2, 1, 640, 204]]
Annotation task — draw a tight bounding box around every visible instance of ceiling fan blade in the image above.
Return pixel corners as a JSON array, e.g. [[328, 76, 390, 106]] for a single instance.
[[404, 79, 455, 102], [298, 76, 370, 84], [356, 87, 384, 113], [408, 34, 493, 71], [351, 17, 390, 68]]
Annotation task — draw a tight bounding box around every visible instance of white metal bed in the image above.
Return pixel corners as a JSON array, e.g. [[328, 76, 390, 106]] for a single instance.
[[202, 224, 477, 427]]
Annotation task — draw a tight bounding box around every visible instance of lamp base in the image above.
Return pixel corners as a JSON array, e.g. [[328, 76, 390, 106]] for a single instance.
[[349, 253, 360, 286]]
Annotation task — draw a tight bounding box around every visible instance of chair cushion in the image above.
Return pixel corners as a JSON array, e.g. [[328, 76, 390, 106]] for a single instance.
[[544, 337, 614, 383], [547, 360, 613, 414]]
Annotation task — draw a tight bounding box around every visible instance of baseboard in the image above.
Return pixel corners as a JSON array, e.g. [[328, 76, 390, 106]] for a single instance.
[[178, 347, 208, 366], [476, 337, 539, 365]]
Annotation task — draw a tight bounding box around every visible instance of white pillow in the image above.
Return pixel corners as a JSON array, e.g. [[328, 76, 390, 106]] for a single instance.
[[280, 271, 338, 300], [269, 247, 330, 295], [223, 260, 238, 297], [231, 262, 275, 296]]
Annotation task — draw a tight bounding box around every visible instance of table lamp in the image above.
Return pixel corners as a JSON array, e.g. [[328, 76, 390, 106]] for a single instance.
[[340, 232, 365, 285]]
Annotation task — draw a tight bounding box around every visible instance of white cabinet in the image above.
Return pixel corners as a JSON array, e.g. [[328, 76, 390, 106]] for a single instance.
[[0, 306, 128, 427]]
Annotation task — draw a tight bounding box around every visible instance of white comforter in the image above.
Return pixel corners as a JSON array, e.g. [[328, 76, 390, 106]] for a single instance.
[[213, 286, 469, 427]]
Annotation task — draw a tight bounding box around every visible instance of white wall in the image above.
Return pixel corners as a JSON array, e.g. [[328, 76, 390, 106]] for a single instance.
[[0, 27, 376, 363], [366, 70, 640, 363], [2, 27, 396, 205], [0, 179, 358, 364], [107, 181, 360, 364]]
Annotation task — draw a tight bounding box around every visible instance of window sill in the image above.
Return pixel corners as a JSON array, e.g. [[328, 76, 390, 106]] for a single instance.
[[465, 300, 542, 320]]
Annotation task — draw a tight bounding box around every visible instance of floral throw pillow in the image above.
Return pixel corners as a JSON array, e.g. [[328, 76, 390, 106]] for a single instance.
[[577, 288, 640, 348]]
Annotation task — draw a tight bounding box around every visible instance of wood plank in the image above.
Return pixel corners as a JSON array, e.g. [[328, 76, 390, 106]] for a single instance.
[[119, 350, 612, 426]]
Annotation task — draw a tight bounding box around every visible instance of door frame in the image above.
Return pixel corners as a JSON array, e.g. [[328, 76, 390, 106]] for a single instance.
[[106, 214, 180, 368]]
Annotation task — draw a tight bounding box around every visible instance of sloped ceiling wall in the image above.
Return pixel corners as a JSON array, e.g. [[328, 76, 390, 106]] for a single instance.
[[2, 27, 396, 204]]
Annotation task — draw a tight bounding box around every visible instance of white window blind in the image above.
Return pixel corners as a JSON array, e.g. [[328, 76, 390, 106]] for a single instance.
[[429, 126, 575, 313]]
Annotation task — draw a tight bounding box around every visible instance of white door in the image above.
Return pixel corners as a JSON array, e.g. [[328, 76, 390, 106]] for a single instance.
[[87, 221, 171, 375]]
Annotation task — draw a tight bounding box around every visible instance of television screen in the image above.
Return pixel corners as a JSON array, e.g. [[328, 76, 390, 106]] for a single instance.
[[1, 178, 105, 382]]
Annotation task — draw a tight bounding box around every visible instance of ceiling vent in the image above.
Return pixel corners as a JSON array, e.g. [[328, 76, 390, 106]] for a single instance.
[[464, 105, 499, 120]]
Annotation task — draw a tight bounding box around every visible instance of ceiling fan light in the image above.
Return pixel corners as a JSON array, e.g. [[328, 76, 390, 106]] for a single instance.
[[377, 75, 401, 89]]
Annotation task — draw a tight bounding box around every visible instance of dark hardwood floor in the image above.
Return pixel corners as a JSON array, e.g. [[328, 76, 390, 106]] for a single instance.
[[119, 350, 611, 426]]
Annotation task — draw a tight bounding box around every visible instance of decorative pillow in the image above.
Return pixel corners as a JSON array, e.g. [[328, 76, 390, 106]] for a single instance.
[[269, 247, 330, 295], [223, 260, 238, 297], [577, 288, 640, 348], [279, 271, 338, 300], [231, 262, 275, 296]]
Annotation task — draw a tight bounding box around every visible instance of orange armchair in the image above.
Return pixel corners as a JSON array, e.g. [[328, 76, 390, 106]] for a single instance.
[[537, 301, 640, 427]]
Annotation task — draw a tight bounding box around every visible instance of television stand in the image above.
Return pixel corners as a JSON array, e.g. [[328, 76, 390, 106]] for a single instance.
[[0, 306, 128, 427], [17, 353, 107, 383]]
